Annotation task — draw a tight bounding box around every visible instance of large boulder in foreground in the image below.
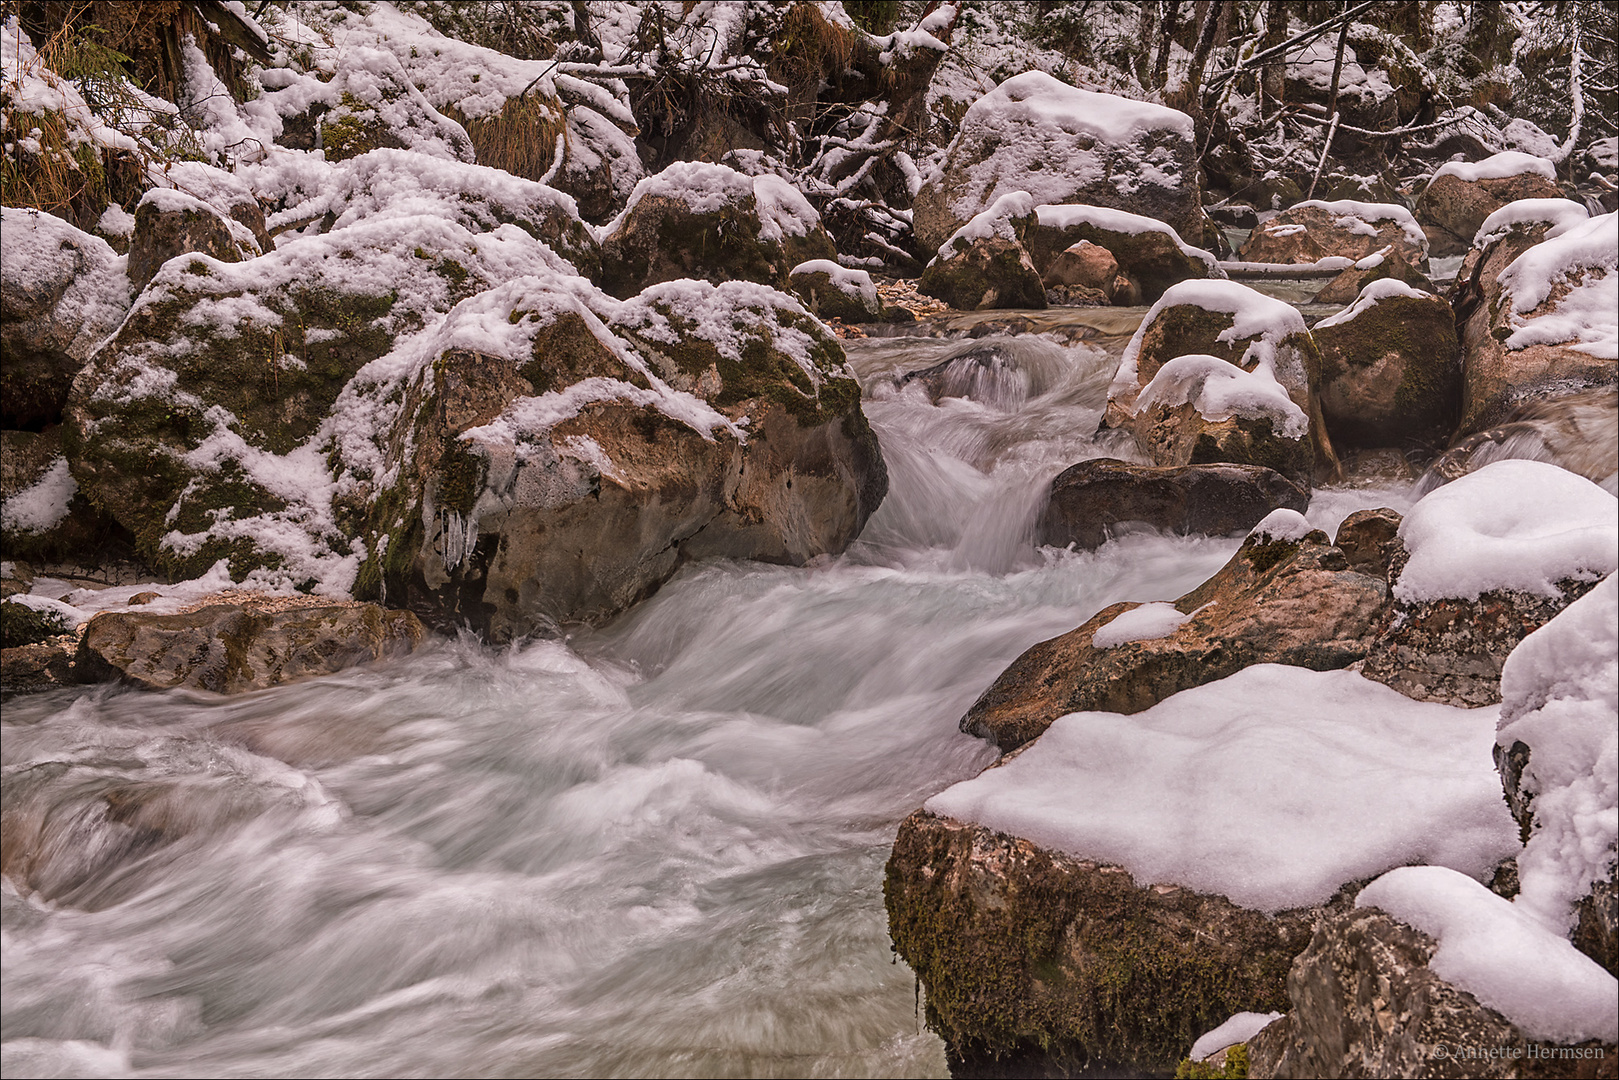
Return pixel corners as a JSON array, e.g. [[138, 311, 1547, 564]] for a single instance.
[[1, 208, 132, 428], [1236, 200, 1428, 267], [1449, 212, 1617, 441], [1416, 152, 1565, 253], [966, 510, 1392, 751], [912, 71, 1199, 254], [356, 277, 886, 639], [75, 598, 424, 693], [1361, 461, 1616, 708], [886, 811, 1323, 1074], [1036, 458, 1307, 552], [598, 162, 837, 298], [1105, 279, 1338, 486], [1312, 279, 1461, 449], [896, 665, 1520, 1073]]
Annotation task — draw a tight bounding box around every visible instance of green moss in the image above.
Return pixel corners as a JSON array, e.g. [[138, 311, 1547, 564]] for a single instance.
[[1, 601, 72, 647], [1176, 1044, 1249, 1078], [434, 441, 486, 516]]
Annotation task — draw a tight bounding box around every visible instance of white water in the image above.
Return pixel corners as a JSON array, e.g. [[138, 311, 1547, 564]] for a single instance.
[[1, 329, 1410, 1079]]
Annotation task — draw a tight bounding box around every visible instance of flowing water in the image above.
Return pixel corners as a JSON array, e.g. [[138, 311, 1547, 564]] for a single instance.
[[2, 322, 1412, 1079]]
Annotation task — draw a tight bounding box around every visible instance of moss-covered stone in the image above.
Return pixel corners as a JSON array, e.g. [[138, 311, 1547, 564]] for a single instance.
[[886, 811, 1340, 1073], [917, 237, 1047, 311], [1313, 290, 1461, 449], [1, 600, 72, 648]]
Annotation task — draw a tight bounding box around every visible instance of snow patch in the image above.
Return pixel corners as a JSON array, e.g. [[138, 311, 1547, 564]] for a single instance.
[[1430, 151, 1557, 187], [1314, 277, 1431, 330], [1091, 602, 1189, 648]]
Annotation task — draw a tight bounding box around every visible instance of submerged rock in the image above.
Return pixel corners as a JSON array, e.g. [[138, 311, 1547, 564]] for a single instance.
[[75, 598, 424, 693], [1036, 458, 1308, 552], [964, 517, 1391, 751]]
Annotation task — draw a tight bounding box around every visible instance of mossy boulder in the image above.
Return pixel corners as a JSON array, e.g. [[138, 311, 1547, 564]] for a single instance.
[[75, 598, 424, 693], [787, 260, 882, 322], [1312, 283, 1461, 449], [918, 236, 1047, 311], [1312, 247, 1434, 306], [598, 162, 837, 298], [1416, 167, 1563, 252], [347, 276, 886, 639], [65, 215, 556, 584], [262, 57, 473, 164], [963, 517, 1393, 752], [885, 810, 1341, 1073], [126, 188, 262, 295], [0, 208, 132, 428], [1, 427, 132, 566]]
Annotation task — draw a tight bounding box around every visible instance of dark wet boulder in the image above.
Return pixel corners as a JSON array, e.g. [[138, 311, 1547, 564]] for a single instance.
[[598, 162, 837, 298], [74, 598, 425, 694], [964, 515, 1392, 751], [1036, 459, 1308, 552], [1311, 281, 1461, 449]]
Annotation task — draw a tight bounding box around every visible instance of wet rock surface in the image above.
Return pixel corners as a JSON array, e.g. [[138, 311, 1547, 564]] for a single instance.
[[1313, 287, 1462, 449], [1036, 458, 1308, 552], [963, 523, 1392, 752]]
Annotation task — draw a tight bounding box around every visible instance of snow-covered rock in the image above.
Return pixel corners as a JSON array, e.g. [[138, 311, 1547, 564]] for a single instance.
[[787, 260, 881, 322], [0, 208, 132, 428], [126, 187, 262, 295], [1451, 212, 1618, 440], [1496, 574, 1619, 976], [1106, 280, 1336, 486], [917, 233, 1047, 311], [1021, 203, 1216, 302], [911, 71, 1200, 255], [598, 162, 836, 298], [356, 276, 886, 639], [1417, 152, 1565, 251], [967, 518, 1389, 751], [1312, 279, 1461, 448], [1236, 200, 1427, 267], [1361, 461, 1617, 707]]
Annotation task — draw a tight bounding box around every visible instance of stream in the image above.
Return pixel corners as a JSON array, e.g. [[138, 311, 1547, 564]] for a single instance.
[[2, 308, 1414, 1078]]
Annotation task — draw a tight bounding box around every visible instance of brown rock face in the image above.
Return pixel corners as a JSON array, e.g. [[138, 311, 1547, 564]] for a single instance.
[[885, 811, 1338, 1073], [1247, 908, 1617, 1079], [1021, 216, 1211, 302], [74, 601, 425, 694], [1416, 171, 1564, 250], [1313, 288, 1462, 449], [1449, 224, 1618, 441], [962, 523, 1392, 751], [1313, 249, 1436, 306], [1237, 202, 1427, 266], [1037, 458, 1308, 551], [1040, 240, 1119, 292], [917, 237, 1048, 311]]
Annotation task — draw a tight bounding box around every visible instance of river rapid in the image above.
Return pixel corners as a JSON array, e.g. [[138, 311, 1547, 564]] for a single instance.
[[2, 318, 1411, 1078]]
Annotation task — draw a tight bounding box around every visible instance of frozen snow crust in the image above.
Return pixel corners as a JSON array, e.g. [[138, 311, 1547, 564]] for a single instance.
[[1394, 460, 1618, 603], [926, 664, 1521, 912], [1357, 866, 1618, 1044]]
